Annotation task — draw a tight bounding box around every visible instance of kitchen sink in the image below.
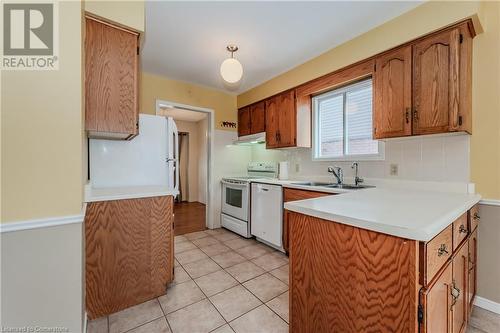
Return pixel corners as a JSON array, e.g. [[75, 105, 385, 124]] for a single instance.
[[292, 181, 334, 186]]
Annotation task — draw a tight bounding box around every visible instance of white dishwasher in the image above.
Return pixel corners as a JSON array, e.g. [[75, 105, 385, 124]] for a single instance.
[[250, 182, 283, 250]]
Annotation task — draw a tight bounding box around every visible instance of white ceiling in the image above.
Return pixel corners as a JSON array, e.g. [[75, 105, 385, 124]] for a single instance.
[[142, 1, 421, 94], [158, 107, 207, 122]]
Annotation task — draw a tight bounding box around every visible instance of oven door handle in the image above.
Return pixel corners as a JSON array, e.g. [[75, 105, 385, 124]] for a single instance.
[[221, 180, 248, 187]]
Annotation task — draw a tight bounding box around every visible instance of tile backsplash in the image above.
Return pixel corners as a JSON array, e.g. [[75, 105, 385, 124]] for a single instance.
[[251, 134, 470, 183]]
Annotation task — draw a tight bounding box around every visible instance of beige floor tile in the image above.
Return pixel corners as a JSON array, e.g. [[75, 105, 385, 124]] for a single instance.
[[266, 291, 289, 323], [224, 238, 256, 250], [174, 235, 188, 244], [172, 265, 191, 285], [183, 258, 221, 279], [469, 306, 500, 333], [243, 273, 288, 302], [87, 316, 108, 333], [109, 299, 163, 333], [229, 304, 288, 333], [191, 236, 220, 248], [174, 259, 180, 267], [235, 244, 272, 259], [185, 230, 210, 240], [174, 241, 197, 253], [212, 251, 246, 268], [269, 264, 289, 285], [194, 269, 238, 296], [158, 280, 205, 314], [225, 261, 265, 283], [127, 317, 171, 333], [175, 248, 208, 265], [166, 299, 225, 333], [209, 285, 262, 322], [199, 243, 232, 257], [213, 232, 241, 242], [251, 252, 288, 271], [211, 324, 234, 333], [204, 228, 224, 236], [466, 326, 488, 333]]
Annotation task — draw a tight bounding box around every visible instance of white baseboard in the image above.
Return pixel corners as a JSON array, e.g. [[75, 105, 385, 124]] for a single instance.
[[474, 296, 500, 314], [479, 199, 500, 207], [83, 312, 88, 333]]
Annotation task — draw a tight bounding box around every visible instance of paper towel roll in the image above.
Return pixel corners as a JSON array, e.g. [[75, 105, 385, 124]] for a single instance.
[[279, 161, 289, 180]]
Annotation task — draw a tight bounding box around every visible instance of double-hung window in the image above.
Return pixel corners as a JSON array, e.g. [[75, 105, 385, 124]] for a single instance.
[[312, 78, 383, 161]]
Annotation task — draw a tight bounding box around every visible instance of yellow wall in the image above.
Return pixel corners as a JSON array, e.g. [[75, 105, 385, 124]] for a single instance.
[[237, 1, 500, 200], [84, 0, 145, 32], [1, 1, 84, 223], [141, 72, 238, 131]]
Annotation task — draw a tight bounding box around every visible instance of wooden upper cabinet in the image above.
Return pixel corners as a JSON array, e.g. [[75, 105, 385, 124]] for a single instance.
[[237, 107, 251, 137], [373, 45, 412, 139], [265, 90, 297, 149], [85, 16, 139, 140], [413, 28, 460, 135], [372, 21, 473, 139], [249, 101, 266, 133]]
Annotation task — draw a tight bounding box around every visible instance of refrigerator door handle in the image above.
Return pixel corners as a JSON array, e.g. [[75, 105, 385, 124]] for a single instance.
[[172, 121, 179, 193]]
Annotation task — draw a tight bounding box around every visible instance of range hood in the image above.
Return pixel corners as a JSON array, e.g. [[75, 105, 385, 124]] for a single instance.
[[233, 132, 266, 145]]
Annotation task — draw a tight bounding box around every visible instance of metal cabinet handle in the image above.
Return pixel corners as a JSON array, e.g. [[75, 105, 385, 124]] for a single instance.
[[473, 212, 480, 220], [413, 108, 419, 121], [450, 281, 461, 308], [437, 244, 449, 257], [459, 224, 468, 234], [405, 108, 410, 124]]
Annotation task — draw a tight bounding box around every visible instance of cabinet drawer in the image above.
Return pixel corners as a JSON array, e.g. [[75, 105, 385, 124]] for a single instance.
[[452, 212, 468, 251], [469, 204, 480, 231], [422, 225, 452, 285]]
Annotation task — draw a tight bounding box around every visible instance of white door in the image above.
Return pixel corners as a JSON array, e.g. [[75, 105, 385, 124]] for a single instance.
[[251, 183, 283, 248]]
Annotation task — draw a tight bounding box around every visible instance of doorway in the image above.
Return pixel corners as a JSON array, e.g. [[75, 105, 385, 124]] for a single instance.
[[156, 99, 214, 234]]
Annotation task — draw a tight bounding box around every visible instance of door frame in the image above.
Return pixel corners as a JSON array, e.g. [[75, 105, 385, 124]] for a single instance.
[[156, 99, 215, 229]]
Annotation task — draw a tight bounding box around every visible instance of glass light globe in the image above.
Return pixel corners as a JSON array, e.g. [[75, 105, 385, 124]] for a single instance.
[[220, 58, 243, 84]]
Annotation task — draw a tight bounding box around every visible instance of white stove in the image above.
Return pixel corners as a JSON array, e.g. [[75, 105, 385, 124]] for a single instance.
[[221, 162, 278, 237]]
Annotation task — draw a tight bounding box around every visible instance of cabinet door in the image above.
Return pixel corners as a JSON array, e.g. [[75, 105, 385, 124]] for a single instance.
[[423, 261, 452, 333], [277, 90, 297, 147], [265, 97, 280, 148], [373, 45, 412, 139], [413, 28, 460, 135], [249, 101, 266, 134], [85, 16, 139, 138], [468, 229, 478, 314], [452, 241, 468, 333], [237, 107, 251, 137]]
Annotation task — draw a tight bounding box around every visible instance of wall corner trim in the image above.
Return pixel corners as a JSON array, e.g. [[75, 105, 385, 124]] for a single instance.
[[0, 206, 86, 233], [479, 199, 500, 206], [474, 296, 500, 314]]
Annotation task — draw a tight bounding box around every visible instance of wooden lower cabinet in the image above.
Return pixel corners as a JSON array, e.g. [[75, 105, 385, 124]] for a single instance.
[[468, 229, 478, 313], [85, 195, 174, 319], [288, 204, 478, 333], [288, 212, 418, 332], [282, 188, 332, 253]]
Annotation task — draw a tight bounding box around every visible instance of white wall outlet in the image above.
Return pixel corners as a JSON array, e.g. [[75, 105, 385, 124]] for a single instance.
[[295, 163, 300, 173], [390, 164, 399, 176]]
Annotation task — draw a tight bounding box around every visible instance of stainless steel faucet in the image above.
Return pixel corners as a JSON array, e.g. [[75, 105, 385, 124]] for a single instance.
[[327, 166, 343, 185], [351, 162, 364, 186]]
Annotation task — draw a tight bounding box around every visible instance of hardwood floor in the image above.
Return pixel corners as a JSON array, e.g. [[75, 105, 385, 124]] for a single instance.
[[174, 202, 206, 236]]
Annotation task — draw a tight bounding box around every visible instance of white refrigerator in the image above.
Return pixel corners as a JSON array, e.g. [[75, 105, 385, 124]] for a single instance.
[[89, 114, 179, 190]]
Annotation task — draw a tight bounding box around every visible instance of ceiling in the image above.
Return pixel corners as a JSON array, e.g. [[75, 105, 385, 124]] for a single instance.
[[142, 1, 421, 94], [158, 107, 207, 122]]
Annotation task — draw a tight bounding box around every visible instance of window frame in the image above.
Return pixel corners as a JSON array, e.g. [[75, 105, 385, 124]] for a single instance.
[[312, 78, 385, 162]]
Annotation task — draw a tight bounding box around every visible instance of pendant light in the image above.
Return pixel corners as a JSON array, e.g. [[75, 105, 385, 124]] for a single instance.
[[220, 45, 243, 84]]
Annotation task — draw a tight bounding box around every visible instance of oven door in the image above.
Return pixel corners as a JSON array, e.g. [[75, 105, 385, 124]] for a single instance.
[[221, 180, 249, 222]]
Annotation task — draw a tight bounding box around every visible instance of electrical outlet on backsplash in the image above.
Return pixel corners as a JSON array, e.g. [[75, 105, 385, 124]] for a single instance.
[[250, 134, 470, 183]]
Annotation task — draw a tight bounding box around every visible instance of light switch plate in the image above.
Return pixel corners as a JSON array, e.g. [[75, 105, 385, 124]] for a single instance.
[[390, 164, 398, 176]]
